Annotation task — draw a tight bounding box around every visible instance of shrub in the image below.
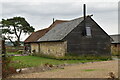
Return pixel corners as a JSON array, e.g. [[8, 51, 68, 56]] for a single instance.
[[56, 55, 111, 61]]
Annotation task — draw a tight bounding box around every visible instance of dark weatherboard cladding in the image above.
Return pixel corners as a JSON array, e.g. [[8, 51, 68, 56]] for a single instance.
[[37, 16, 111, 56], [63, 16, 111, 56]]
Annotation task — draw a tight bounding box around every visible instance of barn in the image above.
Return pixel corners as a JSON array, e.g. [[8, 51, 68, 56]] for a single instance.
[[24, 20, 68, 54], [110, 34, 120, 47], [110, 34, 120, 56], [24, 15, 112, 58], [24, 4, 112, 58]]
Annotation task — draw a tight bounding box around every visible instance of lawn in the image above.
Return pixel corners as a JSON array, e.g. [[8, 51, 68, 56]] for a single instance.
[[10, 56, 103, 69], [7, 52, 19, 55]]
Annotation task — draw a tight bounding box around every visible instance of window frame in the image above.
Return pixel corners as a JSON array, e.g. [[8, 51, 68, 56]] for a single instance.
[[85, 26, 92, 37]]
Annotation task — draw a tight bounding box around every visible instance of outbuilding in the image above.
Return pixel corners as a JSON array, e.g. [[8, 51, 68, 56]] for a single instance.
[[25, 16, 112, 58]]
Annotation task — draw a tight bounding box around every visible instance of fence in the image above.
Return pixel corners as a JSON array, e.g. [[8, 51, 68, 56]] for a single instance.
[[6, 46, 24, 53]]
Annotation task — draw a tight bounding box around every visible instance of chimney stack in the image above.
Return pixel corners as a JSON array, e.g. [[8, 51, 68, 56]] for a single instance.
[[83, 4, 86, 21], [53, 18, 55, 23], [83, 4, 86, 36]]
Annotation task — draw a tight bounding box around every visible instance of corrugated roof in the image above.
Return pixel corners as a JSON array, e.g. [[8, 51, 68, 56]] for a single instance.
[[24, 20, 68, 43], [110, 34, 120, 43], [38, 17, 84, 42]]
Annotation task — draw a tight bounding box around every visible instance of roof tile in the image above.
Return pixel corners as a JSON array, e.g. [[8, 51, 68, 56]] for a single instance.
[[24, 20, 68, 43]]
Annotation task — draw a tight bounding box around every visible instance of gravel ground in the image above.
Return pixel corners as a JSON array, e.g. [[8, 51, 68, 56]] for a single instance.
[[9, 60, 118, 78]]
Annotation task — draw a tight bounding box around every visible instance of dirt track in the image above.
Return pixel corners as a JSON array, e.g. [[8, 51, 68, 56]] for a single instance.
[[10, 60, 118, 78]]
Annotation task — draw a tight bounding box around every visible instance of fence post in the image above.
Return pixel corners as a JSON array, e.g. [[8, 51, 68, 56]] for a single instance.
[[0, 38, 6, 79], [0, 40, 3, 79], [1, 40, 6, 57]]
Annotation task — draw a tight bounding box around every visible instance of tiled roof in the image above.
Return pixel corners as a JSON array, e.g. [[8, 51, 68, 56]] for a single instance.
[[24, 20, 68, 43], [110, 34, 120, 43], [38, 17, 84, 42]]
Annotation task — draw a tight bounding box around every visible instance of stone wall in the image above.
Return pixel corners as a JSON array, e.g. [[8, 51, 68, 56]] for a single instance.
[[31, 43, 39, 53], [39, 41, 67, 57], [111, 43, 120, 56]]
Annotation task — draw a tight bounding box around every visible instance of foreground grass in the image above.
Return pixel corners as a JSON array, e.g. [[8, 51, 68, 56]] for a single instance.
[[7, 52, 19, 55], [81, 69, 97, 72], [10, 56, 107, 69]]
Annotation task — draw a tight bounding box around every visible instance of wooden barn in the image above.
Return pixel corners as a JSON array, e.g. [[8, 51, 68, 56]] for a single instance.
[[110, 34, 120, 47], [24, 15, 112, 57], [24, 4, 112, 57], [110, 34, 120, 56]]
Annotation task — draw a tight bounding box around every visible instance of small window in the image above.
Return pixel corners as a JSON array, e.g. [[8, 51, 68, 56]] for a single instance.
[[114, 44, 117, 47], [86, 27, 91, 36]]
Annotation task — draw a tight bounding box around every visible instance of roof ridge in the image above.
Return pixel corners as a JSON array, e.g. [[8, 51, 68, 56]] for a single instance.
[[35, 28, 48, 32], [71, 17, 83, 21], [55, 20, 69, 22], [110, 34, 120, 36]]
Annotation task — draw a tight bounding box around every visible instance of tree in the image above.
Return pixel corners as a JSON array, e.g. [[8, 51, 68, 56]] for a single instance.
[[0, 16, 35, 46]]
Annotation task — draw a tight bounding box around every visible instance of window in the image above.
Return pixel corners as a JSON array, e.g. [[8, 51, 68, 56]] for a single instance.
[[114, 44, 117, 47], [86, 27, 91, 36]]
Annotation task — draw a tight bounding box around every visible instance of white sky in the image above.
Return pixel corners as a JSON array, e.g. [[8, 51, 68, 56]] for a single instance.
[[0, 0, 119, 41]]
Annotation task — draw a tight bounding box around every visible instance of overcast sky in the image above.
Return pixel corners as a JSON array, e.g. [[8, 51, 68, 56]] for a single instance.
[[0, 0, 119, 41]]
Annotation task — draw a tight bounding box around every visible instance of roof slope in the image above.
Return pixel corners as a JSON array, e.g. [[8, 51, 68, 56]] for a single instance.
[[38, 17, 84, 42], [24, 28, 48, 43], [24, 20, 68, 43], [110, 34, 120, 43]]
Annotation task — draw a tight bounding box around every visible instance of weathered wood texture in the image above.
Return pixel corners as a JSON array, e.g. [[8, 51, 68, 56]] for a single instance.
[[0, 40, 2, 79], [5, 46, 24, 52], [0, 40, 6, 79], [0, 40, 6, 55], [63, 17, 111, 56]]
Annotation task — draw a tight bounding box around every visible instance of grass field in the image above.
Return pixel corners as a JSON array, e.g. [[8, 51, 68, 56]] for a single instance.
[[10, 56, 103, 69]]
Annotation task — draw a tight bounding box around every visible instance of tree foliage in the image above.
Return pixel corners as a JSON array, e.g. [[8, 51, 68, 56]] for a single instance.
[[0, 17, 35, 46]]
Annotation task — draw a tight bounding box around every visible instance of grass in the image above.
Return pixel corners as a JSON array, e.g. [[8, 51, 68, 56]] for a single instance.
[[10, 56, 103, 69], [7, 52, 19, 55], [81, 69, 106, 72], [82, 69, 97, 72], [7, 50, 23, 55], [34, 53, 112, 61]]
